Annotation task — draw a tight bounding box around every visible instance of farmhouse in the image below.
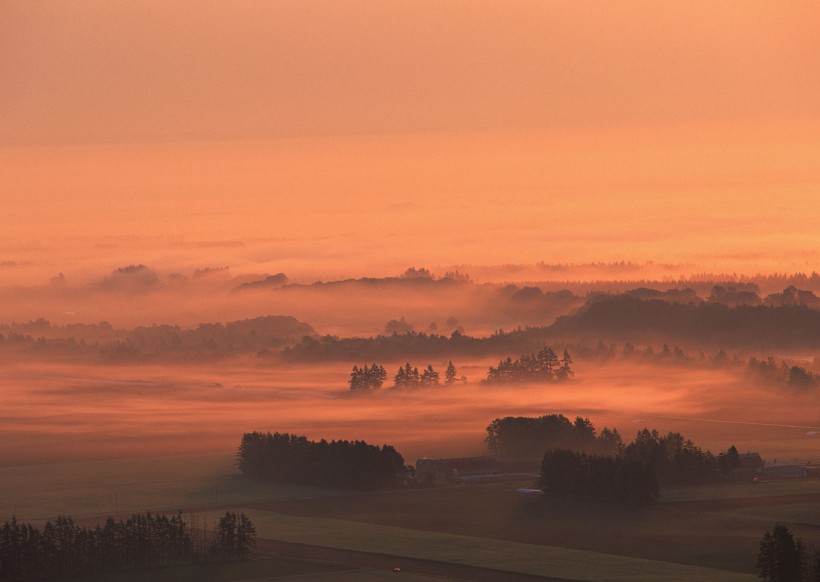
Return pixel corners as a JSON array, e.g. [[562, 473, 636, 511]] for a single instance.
[[737, 452, 764, 475], [415, 456, 499, 483]]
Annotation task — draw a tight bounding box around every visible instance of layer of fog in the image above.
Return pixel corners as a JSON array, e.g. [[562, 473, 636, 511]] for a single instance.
[[2, 360, 818, 471]]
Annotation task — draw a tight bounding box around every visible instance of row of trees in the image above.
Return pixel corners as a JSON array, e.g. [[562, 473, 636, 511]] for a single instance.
[[484, 347, 573, 384], [0, 511, 255, 580], [625, 428, 723, 486], [237, 432, 405, 489], [540, 449, 659, 505], [348, 362, 463, 391]]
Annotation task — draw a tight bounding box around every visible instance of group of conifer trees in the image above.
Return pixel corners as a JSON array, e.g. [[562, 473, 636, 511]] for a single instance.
[[484, 347, 573, 384], [0, 511, 255, 580], [348, 364, 388, 390], [237, 431, 405, 490], [540, 449, 659, 505], [348, 361, 461, 390], [757, 523, 820, 581]]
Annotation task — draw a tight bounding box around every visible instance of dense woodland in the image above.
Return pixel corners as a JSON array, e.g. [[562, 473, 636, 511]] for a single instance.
[[237, 432, 405, 490], [0, 511, 255, 581]]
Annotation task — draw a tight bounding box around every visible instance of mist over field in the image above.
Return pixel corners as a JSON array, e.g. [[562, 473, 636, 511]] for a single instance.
[[1, 358, 817, 469], [2, 2, 819, 578]]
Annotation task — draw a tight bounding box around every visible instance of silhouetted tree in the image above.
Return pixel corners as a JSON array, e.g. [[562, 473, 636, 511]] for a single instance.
[[349, 363, 387, 390], [485, 347, 571, 384], [213, 512, 256, 560], [445, 361, 458, 384], [237, 431, 404, 490], [420, 365, 440, 386], [758, 524, 804, 582]]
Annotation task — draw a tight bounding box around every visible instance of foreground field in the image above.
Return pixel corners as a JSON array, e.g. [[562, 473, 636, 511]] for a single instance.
[[252, 478, 820, 578], [5, 452, 820, 580], [239, 505, 756, 582]]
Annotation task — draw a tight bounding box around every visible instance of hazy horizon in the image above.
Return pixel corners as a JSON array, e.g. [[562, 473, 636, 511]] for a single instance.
[[2, 1, 819, 287]]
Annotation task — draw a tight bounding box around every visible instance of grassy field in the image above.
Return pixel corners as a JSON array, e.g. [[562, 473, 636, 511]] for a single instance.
[[0, 453, 341, 522], [61, 556, 352, 582], [6, 452, 820, 580], [661, 478, 820, 503], [248, 479, 820, 578], [237, 505, 755, 581]]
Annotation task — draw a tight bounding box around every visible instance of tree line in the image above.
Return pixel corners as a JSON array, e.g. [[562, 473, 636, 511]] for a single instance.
[[748, 356, 818, 389], [484, 347, 573, 384], [550, 295, 820, 349], [237, 432, 405, 490], [0, 511, 255, 581], [349, 361, 462, 391], [490, 414, 743, 504]]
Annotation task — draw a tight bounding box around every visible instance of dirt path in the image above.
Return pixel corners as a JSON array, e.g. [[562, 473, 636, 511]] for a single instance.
[[257, 538, 575, 582]]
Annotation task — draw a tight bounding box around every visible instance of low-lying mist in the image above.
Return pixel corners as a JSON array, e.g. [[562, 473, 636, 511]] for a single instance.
[[1, 359, 817, 470]]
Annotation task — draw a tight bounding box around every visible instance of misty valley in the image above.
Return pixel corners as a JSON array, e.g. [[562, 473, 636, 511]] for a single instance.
[[1, 265, 820, 580]]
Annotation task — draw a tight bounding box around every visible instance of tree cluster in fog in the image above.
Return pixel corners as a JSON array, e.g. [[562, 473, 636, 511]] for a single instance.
[[484, 347, 573, 384], [486, 414, 624, 459], [348, 361, 464, 391], [237, 432, 405, 490], [493, 415, 745, 503], [747, 356, 818, 389]]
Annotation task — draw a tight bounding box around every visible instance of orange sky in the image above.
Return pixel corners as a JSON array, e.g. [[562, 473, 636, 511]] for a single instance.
[[1, 1, 819, 281]]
